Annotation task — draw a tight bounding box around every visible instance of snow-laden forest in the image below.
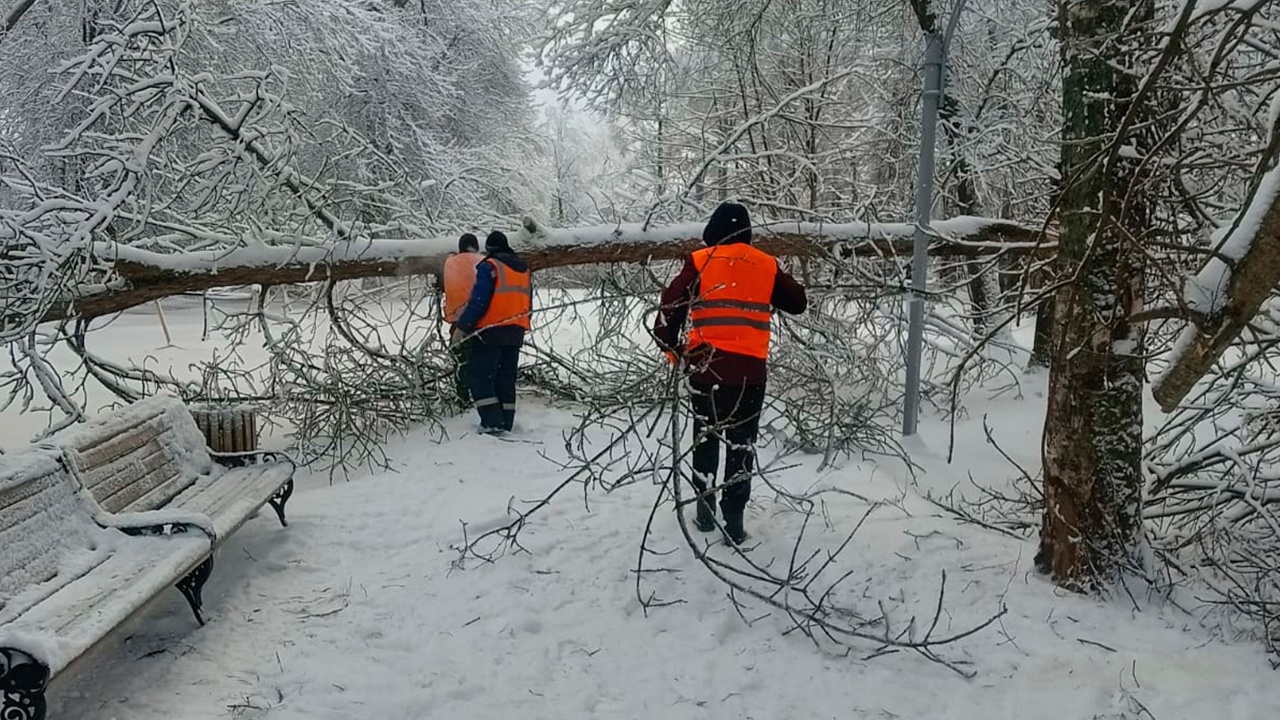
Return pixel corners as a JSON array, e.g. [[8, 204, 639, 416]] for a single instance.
[[3, 0, 1280, 717]]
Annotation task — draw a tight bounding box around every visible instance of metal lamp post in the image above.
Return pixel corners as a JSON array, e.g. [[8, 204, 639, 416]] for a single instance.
[[902, 0, 968, 437]]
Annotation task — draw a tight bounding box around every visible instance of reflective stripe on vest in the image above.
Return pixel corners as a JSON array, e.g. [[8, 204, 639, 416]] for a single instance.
[[691, 316, 772, 332], [443, 252, 481, 323], [477, 258, 532, 330], [688, 244, 776, 359]]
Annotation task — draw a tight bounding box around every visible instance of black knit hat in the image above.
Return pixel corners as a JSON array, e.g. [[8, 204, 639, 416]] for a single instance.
[[702, 202, 752, 246], [485, 231, 511, 253], [458, 233, 479, 253]]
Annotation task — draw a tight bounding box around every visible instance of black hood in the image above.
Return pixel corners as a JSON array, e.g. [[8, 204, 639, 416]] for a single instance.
[[485, 230, 512, 253], [702, 202, 753, 246], [484, 231, 526, 271]]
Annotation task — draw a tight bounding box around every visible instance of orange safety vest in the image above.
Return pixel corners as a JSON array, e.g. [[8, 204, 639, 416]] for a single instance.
[[477, 258, 532, 330], [443, 252, 481, 323], [687, 244, 776, 359]]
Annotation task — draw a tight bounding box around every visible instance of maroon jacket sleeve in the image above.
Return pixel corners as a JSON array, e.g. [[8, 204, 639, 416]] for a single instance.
[[771, 265, 807, 315], [653, 256, 699, 352]]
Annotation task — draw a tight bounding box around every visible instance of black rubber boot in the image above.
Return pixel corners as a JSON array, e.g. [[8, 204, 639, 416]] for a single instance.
[[722, 507, 748, 545], [476, 402, 505, 433], [690, 473, 716, 532], [694, 498, 716, 532]]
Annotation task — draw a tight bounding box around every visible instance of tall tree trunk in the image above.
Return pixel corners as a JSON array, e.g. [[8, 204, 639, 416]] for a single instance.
[[1031, 176, 1065, 368], [1037, 0, 1151, 588]]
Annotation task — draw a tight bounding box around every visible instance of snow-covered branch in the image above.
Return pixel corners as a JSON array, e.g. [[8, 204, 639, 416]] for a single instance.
[[1, 0, 38, 35], [1154, 164, 1280, 412]]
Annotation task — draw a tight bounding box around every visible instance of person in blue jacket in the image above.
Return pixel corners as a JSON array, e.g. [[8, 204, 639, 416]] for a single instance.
[[454, 231, 532, 434]]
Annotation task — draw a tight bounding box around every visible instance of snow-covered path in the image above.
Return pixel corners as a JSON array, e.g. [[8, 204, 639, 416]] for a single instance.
[[46, 396, 1277, 720]]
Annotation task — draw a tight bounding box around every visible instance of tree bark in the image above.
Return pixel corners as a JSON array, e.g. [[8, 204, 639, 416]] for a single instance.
[[38, 222, 1047, 325], [1152, 176, 1280, 411], [1037, 0, 1151, 588], [1030, 288, 1054, 367]]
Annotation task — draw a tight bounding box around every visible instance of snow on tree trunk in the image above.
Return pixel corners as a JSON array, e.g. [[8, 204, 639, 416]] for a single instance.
[[1037, 0, 1151, 588]]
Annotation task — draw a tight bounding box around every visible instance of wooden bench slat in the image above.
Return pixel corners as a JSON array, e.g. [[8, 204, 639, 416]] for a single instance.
[[39, 538, 207, 641], [76, 441, 173, 503], [0, 470, 47, 515], [0, 453, 108, 617], [100, 468, 185, 515], [90, 436, 190, 514], [0, 469, 62, 525], [0, 545, 101, 628], [0, 543, 65, 613], [127, 474, 198, 517], [175, 468, 257, 516], [72, 417, 172, 484], [1, 531, 209, 677], [71, 415, 169, 470], [57, 402, 167, 452], [169, 464, 293, 541], [66, 415, 210, 515]]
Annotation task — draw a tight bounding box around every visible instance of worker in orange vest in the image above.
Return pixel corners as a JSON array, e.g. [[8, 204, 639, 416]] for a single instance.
[[444, 233, 482, 407], [455, 231, 532, 435], [653, 202, 807, 544]]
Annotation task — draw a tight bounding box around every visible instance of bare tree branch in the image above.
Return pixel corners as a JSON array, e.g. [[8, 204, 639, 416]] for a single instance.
[[1, 0, 39, 36]]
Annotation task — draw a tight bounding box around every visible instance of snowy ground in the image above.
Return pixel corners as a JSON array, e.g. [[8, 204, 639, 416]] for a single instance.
[[6, 298, 1278, 719], [31, 394, 1275, 719]]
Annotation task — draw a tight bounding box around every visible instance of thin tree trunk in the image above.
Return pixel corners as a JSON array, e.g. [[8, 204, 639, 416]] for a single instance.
[[1031, 291, 1054, 367], [1037, 0, 1151, 588], [1030, 174, 1065, 368]]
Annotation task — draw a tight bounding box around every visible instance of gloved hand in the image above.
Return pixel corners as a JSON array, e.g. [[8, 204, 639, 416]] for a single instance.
[[682, 343, 712, 370], [664, 344, 712, 371], [450, 327, 466, 346]]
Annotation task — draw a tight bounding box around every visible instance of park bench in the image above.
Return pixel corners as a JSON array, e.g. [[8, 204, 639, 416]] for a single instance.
[[0, 394, 295, 720], [53, 393, 295, 550], [0, 449, 213, 720]]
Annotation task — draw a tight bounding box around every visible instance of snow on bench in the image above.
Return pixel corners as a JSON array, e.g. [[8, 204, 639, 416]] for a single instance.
[[53, 393, 296, 545], [0, 449, 211, 720]]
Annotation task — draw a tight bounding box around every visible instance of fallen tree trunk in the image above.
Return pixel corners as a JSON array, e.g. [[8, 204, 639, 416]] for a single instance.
[[43, 216, 1053, 324], [1153, 166, 1280, 412]]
